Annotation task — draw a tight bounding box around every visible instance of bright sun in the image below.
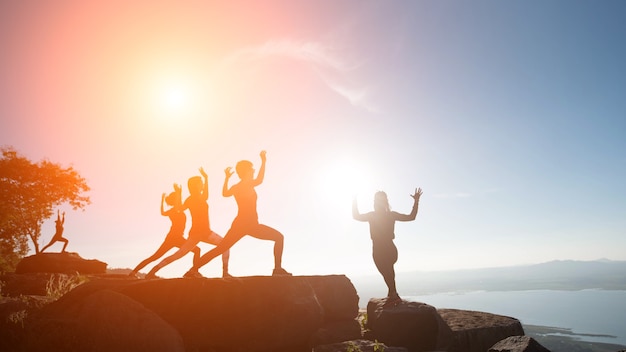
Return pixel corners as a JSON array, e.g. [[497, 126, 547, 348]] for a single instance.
[[315, 157, 373, 211], [163, 85, 188, 112]]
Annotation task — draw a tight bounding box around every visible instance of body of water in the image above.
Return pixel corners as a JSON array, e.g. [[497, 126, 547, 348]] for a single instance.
[[404, 289, 626, 346]]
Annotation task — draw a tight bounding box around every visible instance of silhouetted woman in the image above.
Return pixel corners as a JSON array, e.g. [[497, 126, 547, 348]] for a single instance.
[[129, 184, 200, 277], [41, 210, 68, 253], [352, 188, 422, 306], [146, 168, 230, 279], [184, 150, 290, 278]]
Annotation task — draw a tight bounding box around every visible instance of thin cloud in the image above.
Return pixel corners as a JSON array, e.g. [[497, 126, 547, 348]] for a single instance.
[[221, 39, 379, 113], [317, 73, 380, 113], [433, 192, 473, 199], [433, 188, 502, 199], [224, 40, 356, 72]]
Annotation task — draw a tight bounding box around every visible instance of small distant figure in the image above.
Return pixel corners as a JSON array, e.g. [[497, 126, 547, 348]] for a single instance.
[[41, 210, 68, 253], [184, 150, 291, 278], [352, 188, 422, 307], [146, 168, 230, 279], [129, 184, 200, 278]]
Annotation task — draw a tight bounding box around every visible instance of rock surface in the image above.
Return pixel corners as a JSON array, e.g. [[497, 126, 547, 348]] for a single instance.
[[311, 320, 363, 347], [23, 289, 185, 352], [364, 299, 526, 352], [366, 298, 450, 352], [0, 295, 49, 351], [2, 268, 537, 352], [439, 308, 525, 352], [488, 335, 551, 352], [0, 273, 54, 296], [15, 252, 107, 275], [120, 276, 325, 352], [314, 339, 409, 352], [306, 275, 362, 346], [22, 274, 359, 352]]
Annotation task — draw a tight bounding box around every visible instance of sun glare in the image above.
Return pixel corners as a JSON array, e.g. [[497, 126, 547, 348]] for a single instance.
[[163, 85, 188, 112], [315, 158, 373, 211]]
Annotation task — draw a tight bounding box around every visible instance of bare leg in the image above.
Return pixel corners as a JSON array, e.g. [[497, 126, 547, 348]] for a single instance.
[[247, 224, 285, 270], [191, 246, 201, 267], [40, 239, 57, 253], [375, 260, 397, 298], [146, 238, 200, 278], [131, 241, 176, 275], [373, 241, 399, 299], [40, 243, 51, 253], [204, 231, 231, 276], [187, 230, 243, 276], [60, 238, 69, 253]]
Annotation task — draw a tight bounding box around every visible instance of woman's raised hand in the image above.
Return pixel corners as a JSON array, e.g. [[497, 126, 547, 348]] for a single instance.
[[411, 188, 423, 201]]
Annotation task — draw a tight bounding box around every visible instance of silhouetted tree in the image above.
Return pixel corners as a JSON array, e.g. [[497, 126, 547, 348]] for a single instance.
[[0, 147, 90, 272]]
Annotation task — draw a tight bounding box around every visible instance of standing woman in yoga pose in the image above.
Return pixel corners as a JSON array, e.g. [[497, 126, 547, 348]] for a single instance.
[[41, 210, 68, 253], [184, 150, 290, 278], [146, 167, 230, 279], [129, 184, 200, 277], [352, 188, 422, 306]]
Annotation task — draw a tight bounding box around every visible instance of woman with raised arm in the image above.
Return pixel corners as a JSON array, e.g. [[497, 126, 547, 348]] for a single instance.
[[129, 184, 200, 278], [184, 150, 290, 278], [146, 168, 230, 279], [353, 188, 422, 306], [41, 210, 68, 253]]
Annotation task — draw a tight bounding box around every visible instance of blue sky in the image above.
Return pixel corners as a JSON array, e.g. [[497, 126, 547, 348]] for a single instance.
[[1, 0, 625, 278]]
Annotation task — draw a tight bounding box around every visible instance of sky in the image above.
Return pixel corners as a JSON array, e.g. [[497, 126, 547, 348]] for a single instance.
[[1, 0, 625, 280]]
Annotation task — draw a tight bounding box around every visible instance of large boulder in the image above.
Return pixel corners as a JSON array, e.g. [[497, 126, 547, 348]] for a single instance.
[[364, 299, 526, 352], [489, 336, 551, 352], [1, 295, 49, 351], [305, 275, 359, 321], [0, 273, 54, 296], [306, 275, 362, 346], [365, 299, 448, 352], [438, 308, 525, 352], [21, 274, 360, 352], [118, 276, 325, 352], [311, 320, 363, 348], [15, 252, 107, 275], [23, 289, 185, 352]]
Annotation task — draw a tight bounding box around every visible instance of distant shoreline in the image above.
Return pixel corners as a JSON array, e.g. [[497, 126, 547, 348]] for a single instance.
[[524, 324, 626, 352], [352, 259, 626, 296]]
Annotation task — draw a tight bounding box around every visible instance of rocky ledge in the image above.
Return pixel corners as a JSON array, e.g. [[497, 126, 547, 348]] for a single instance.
[[1, 272, 550, 352], [15, 252, 107, 275]]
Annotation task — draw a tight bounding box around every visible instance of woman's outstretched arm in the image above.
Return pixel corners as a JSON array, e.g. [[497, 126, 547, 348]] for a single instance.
[[394, 188, 422, 221], [160, 193, 167, 216], [222, 167, 234, 197], [200, 167, 209, 201], [253, 150, 266, 186], [352, 196, 369, 222]]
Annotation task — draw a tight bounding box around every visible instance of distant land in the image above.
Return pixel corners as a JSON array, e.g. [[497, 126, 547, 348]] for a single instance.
[[351, 259, 626, 297], [524, 325, 626, 352]]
